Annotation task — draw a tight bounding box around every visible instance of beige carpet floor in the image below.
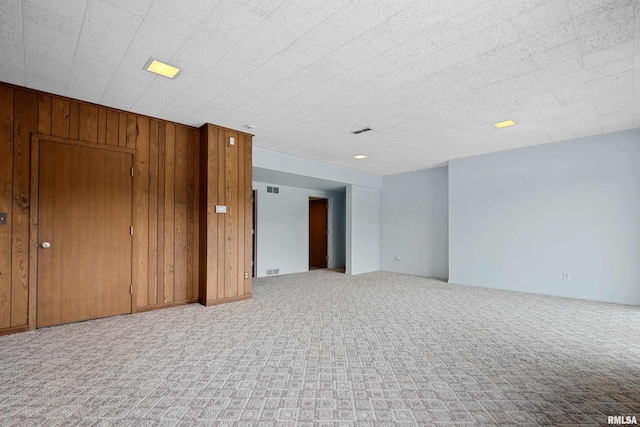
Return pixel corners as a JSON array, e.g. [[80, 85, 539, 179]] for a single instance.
[[0, 270, 639, 426]]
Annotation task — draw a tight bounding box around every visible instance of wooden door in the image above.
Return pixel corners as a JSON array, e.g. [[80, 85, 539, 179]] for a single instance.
[[309, 198, 328, 268], [37, 140, 133, 328]]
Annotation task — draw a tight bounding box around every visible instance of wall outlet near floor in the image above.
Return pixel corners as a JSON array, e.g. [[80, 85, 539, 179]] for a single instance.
[[562, 273, 570, 281]]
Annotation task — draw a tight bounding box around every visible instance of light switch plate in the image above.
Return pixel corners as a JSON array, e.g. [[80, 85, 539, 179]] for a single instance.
[[215, 205, 227, 214], [0, 213, 7, 225], [229, 136, 235, 145]]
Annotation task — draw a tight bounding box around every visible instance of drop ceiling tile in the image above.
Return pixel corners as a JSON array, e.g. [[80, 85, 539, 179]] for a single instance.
[[4, 0, 640, 174], [324, 0, 389, 39], [304, 56, 348, 81], [582, 40, 634, 69], [85, 0, 142, 39], [0, 11, 22, 39], [265, 1, 339, 40], [498, 0, 554, 19], [24, 41, 73, 83], [100, 86, 142, 111], [0, 36, 25, 85], [97, 0, 155, 19], [22, 0, 84, 38], [23, 20, 79, 55], [512, 1, 572, 38], [77, 22, 132, 58], [0, 0, 22, 18], [450, 0, 510, 36]]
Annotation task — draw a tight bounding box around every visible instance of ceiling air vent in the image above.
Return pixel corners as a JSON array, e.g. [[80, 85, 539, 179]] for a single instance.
[[351, 127, 372, 135], [267, 186, 279, 194]]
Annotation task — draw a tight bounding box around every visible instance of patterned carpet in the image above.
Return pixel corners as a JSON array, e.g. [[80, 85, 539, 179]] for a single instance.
[[0, 270, 639, 426]]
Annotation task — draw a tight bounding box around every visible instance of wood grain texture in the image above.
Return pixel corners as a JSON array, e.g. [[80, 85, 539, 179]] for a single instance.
[[36, 140, 132, 327], [106, 110, 119, 147], [148, 120, 159, 306], [198, 125, 253, 305], [118, 112, 126, 148], [69, 101, 79, 140], [197, 126, 210, 304], [79, 104, 98, 143], [126, 114, 136, 150], [11, 89, 37, 327], [174, 126, 188, 302], [217, 128, 225, 300], [133, 117, 149, 308], [0, 82, 252, 334], [51, 98, 70, 138], [187, 129, 196, 300], [37, 95, 51, 135], [163, 123, 175, 303], [157, 122, 166, 306], [237, 133, 245, 296], [0, 85, 13, 329], [193, 129, 200, 302], [97, 108, 107, 145]]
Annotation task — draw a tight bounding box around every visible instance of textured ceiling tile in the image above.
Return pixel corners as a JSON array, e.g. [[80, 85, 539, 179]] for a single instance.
[[240, 20, 294, 56], [78, 22, 132, 57], [0, 11, 22, 39], [265, 1, 336, 39], [0, 36, 25, 85], [574, 4, 635, 56], [582, 40, 634, 69], [197, 0, 263, 45], [23, 20, 80, 55], [85, 0, 142, 39], [512, 1, 571, 38], [566, 0, 630, 18], [24, 41, 73, 83], [324, 0, 388, 39], [22, 0, 84, 38], [498, 0, 554, 19], [450, 0, 510, 36], [234, 0, 287, 18], [97, 0, 155, 19], [7, 0, 640, 174]]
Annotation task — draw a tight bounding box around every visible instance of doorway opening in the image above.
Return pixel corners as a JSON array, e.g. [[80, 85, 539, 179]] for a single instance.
[[309, 197, 328, 269]]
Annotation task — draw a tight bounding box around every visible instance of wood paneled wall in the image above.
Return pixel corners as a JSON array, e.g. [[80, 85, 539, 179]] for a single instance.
[[0, 82, 223, 335], [199, 125, 253, 305]]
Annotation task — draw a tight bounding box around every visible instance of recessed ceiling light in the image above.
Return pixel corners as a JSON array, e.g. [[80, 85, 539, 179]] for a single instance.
[[494, 119, 515, 128], [353, 154, 368, 160], [145, 59, 180, 79]]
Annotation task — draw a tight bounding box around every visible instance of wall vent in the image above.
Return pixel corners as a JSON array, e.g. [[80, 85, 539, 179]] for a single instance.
[[266, 186, 279, 194], [266, 268, 280, 275], [351, 127, 372, 135]]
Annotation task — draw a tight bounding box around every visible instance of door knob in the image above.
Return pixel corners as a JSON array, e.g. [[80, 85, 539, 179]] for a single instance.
[[40, 242, 51, 249]]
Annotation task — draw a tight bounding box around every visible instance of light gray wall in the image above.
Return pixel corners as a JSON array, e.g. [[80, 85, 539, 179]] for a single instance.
[[253, 182, 345, 278], [449, 128, 640, 305], [253, 146, 382, 189], [380, 167, 448, 279], [346, 185, 380, 275]]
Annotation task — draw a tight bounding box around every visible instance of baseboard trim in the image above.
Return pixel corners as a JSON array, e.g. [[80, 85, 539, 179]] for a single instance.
[[448, 279, 640, 306], [200, 294, 252, 307], [137, 299, 198, 313], [0, 325, 29, 336]]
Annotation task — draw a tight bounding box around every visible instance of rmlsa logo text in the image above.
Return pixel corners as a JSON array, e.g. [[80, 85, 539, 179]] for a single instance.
[[609, 416, 638, 425]]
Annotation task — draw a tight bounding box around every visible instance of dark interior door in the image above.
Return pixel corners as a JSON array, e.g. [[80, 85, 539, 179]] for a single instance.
[[309, 198, 328, 268]]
